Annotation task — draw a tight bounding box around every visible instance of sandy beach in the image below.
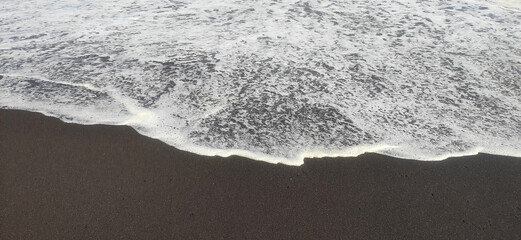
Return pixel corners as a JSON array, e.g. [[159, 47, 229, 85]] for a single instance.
[[1, 108, 520, 239]]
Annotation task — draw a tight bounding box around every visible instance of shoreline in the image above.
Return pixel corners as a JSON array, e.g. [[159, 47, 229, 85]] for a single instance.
[[2, 108, 520, 166], [1, 109, 521, 239]]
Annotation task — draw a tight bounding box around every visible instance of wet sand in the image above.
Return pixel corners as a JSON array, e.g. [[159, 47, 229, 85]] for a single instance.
[[1, 109, 520, 239]]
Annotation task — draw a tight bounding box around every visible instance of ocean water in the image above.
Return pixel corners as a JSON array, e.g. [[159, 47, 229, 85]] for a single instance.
[[1, 0, 520, 165]]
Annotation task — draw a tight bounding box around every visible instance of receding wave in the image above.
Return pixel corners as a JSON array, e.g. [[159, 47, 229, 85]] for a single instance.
[[1, 0, 521, 165]]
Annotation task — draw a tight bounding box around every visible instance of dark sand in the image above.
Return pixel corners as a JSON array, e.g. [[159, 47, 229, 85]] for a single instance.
[[1, 109, 520, 239]]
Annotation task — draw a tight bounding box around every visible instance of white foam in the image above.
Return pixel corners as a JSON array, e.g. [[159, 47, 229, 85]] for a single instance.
[[1, 0, 521, 165], [0, 73, 99, 91], [493, 0, 521, 12], [150, 138, 399, 165]]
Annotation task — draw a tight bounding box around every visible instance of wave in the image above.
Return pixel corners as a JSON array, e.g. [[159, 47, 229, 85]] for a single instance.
[[1, 0, 521, 165]]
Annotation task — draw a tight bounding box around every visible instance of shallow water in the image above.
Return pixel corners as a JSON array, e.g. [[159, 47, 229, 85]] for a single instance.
[[1, 0, 520, 165]]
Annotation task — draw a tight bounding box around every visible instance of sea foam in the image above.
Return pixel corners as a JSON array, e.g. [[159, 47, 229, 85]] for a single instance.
[[1, 0, 521, 165]]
